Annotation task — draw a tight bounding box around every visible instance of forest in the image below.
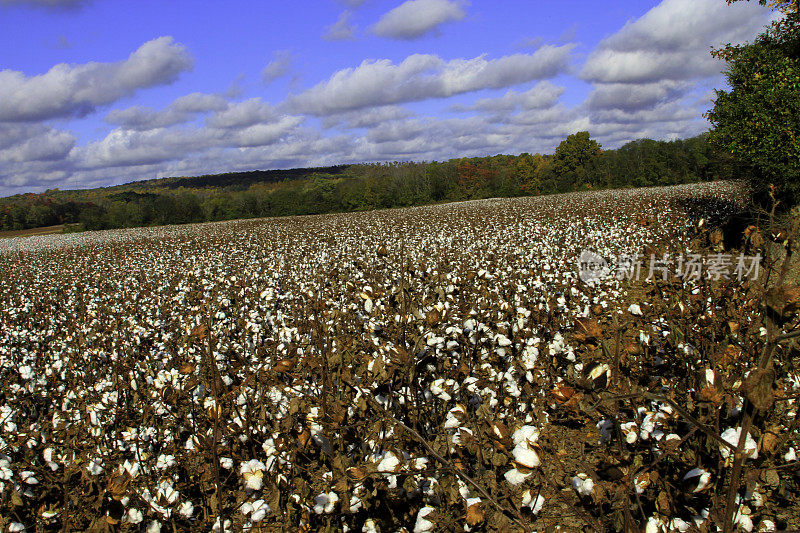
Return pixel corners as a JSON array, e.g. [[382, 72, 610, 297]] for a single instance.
[[0, 132, 746, 232]]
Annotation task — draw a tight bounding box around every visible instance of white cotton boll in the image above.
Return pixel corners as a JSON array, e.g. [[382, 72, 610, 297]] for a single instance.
[[220, 457, 234, 469], [670, 518, 691, 532], [736, 513, 754, 532], [350, 494, 364, 513], [20, 471, 39, 485], [572, 474, 594, 497], [504, 468, 532, 485], [87, 459, 103, 475], [628, 304, 643, 316], [19, 365, 34, 380], [8, 523, 25, 533], [759, 519, 776, 531], [521, 490, 545, 514], [444, 405, 465, 429], [683, 468, 711, 492], [178, 501, 194, 518], [156, 454, 175, 471], [620, 422, 638, 444], [146, 521, 162, 533], [377, 452, 401, 473], [250, 499, 270, 522], [240, 459, 266, 490], [785, 447, 797, 462], [125, 508, 144, 524], [212, 518, 232, 533], [157, 480, 179, 504], [512, 425, 539, 446], [720, 427, 758, 459], [645, 517, 663, 533], [414, 506, 435, 533], [496, 334, 512, 347], [512, 443, 540, 469], [313, 491, 339, 514]]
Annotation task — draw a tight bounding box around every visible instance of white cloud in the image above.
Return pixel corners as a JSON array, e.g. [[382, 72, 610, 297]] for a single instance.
[[0, 123, 75, 163], [586, 81, 690, 111], [323, 10, 357, 41], [450, 81, 565, 113], [171, 92, 228, 113], [371, 0, 466, 40], [581, 0, 774, 84], [79, 98, 305, 169], [290, 46, 573, 115], [0, 36, 193, 122], [262, 50, 293, 85], [206, 98, 279, 129], [322, 105, 414, 130], [105, 93, 228, 131]]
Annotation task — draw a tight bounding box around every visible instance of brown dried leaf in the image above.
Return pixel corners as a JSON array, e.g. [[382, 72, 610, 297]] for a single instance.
[[744, 367, 775, 412], [466, 501, 485, 526], [573, 317, 602, 345]]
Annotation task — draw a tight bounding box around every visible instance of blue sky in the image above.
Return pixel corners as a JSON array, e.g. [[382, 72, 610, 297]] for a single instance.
[[0, 0, 776, 196]]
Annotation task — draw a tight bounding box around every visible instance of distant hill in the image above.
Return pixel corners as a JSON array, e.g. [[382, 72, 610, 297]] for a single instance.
[[124, 165, 352, 191]]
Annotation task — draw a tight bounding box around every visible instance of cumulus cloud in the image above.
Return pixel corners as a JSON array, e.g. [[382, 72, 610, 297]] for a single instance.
[[105, 93, 228, 131], [290, 46, 573, 115], [0, 123, 75, 163], [206, 98, 279, 129], [450, 81, 565, 113], [371, 0, 466, 40], [581, 0, 774, 84], [0, 36, 193, 122], [79, 97, 305, 170], [322, 105, 414, 130], [586, 81, 691, 111], [262, 50, 293, 85], [573, 0, 775, 142], [323, 10, 357, 41]]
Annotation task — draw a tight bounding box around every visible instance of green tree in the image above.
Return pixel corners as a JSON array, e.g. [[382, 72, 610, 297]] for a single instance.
[[707, 8, 800, 203], [551, 132, 602, 189]]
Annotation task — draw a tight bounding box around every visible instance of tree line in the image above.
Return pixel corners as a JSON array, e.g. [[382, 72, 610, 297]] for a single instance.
[[0, 133, 747, 233]]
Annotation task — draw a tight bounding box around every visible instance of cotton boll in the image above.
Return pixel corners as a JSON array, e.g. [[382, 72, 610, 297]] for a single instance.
[[683, 468, 711, 492], [313, 491, 339, 514], [512, 443, 540, 469], [178, 501, 194, 518], [521, 490, 544, 514], [414, 506, 435, 533], [504, 467, 532, 485], [759, 519, 776, 531], [124, 508, 144, 524], [572, 473, 594, 497], [240, 459, 266, 490], [720, 428, 758, 460], [785, 447, 797, 462], [512, 425, 539, 446], [250, 499, 270, 522], [628, 304, 643, 316]]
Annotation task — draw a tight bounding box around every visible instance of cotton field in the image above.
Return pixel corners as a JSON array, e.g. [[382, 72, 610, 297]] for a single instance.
[[1, 182, 798, 532]]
